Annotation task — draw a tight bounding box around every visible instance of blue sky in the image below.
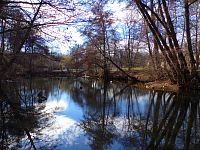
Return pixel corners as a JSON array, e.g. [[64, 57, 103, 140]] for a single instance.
[[44, 1, 131, 54], [19, 0, 141, 55]]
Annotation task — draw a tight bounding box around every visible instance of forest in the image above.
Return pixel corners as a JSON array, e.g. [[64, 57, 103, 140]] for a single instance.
[[1, 0, 200, 150], [0, 0, 200, 90]]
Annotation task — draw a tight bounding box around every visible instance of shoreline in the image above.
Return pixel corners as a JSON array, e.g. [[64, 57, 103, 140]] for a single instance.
[[134, 80, 179, 92], [0, 73, 179, 93]]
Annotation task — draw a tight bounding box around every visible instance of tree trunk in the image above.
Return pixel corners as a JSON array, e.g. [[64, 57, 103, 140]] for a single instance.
[[184, 0, 196, 74], [134, 0, 199, 88]]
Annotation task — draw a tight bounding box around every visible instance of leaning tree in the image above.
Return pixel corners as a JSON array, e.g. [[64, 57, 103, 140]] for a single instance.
[[134, 0, 199, 89]]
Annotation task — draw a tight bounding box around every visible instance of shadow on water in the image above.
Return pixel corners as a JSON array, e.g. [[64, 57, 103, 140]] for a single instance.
[[0, 78, 200, 149], [78, 81, 200, 150], [0, 78, 62, 149]]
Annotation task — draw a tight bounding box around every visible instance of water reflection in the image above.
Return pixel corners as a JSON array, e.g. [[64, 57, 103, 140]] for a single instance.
[[0, 78, 200, 149]]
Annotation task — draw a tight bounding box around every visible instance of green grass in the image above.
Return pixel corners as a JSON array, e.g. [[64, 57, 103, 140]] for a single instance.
[[121, 67, 144, 71], [111, 67, 144, 71]]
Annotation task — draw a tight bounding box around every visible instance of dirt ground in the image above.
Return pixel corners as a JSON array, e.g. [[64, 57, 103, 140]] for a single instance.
[[134, 80, 179, 92], [130, 70, 179, 92]]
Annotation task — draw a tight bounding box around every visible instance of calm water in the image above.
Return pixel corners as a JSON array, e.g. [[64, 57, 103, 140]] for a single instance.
[[0, 78, 200, 150]]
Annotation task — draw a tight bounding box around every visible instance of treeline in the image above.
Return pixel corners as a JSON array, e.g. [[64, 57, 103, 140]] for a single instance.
[[0, 0, 200, 89], [69, 0, 200, 89], [0, 0, 75, 78]]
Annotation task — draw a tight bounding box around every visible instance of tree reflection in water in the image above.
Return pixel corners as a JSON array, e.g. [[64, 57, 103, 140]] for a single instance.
[[0, 79, 56, 150], [0, 78, 200, 150], [79, 80, 200, 150]]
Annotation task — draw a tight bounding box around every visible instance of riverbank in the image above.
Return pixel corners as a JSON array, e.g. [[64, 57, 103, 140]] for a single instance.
[[0, 69, 182, 92], [134, 80, 179, 92], [108, 69, 178, 92], [130, 70, 179, 92]]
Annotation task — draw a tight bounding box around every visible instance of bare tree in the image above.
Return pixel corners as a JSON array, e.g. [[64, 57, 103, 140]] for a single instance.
[[0, 0, 77, 78], [134, 0, 199, 89]]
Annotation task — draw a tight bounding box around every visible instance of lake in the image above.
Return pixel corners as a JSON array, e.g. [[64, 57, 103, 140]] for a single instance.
[[0, 78, 200, 149]]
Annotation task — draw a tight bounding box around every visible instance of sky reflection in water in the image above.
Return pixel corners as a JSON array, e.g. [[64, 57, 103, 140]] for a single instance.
[[1, 78, 200, 150], [36, 91, 87, 150], [33, 79, 151, 150]]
